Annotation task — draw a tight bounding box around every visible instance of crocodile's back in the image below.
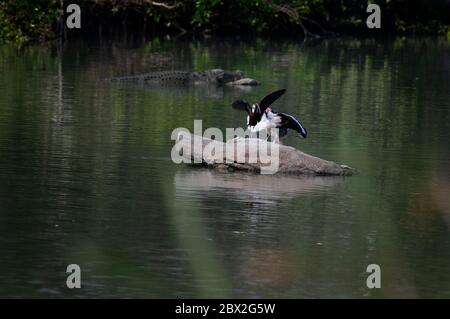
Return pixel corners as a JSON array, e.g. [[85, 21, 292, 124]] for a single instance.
[[104, 69, 257, 86], [109, 71, 207, 85]]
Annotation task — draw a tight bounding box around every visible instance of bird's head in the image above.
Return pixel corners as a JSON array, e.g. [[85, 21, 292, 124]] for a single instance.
[[246, 103, 261, 128], [232, 89, 286, 130]]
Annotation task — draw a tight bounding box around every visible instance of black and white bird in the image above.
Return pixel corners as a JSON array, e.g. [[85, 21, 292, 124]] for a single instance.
[[232, 89, 307, 139]]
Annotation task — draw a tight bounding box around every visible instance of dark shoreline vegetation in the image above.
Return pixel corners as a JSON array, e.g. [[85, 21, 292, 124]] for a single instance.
[[1, 0, 450, 44]]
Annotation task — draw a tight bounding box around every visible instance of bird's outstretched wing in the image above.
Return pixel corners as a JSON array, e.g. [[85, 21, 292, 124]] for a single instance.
[[279, 113, 307, 138], [259, 89, 286, 114], [232, 100, 252, 115]]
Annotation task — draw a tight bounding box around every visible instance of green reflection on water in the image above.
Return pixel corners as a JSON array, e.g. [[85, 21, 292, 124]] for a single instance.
[[0, 37, 449, 298]]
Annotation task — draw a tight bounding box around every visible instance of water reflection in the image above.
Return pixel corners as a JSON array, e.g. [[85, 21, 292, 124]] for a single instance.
[[175, 169, 342, 202], [172, 170, 342, 297]]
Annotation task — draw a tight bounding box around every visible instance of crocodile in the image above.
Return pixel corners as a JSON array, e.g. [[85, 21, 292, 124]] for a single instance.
[[106, 69, 260, 86]]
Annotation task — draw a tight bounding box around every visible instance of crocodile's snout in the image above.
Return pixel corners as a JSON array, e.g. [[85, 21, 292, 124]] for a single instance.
[[216, 70, 244, 84]]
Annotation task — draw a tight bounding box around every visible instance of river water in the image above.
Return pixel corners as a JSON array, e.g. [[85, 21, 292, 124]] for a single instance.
[[0, 36, 449, 298]]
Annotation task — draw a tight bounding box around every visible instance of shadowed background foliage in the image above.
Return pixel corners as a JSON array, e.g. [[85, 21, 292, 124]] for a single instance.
[[1, 0, 450, 43]]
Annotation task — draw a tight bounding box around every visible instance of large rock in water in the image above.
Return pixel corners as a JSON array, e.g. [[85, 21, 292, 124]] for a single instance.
[[174, 132, 355, 176]]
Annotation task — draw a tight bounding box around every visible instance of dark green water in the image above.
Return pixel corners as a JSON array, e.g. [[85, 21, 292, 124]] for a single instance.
[[0, 37, 449, 298]]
